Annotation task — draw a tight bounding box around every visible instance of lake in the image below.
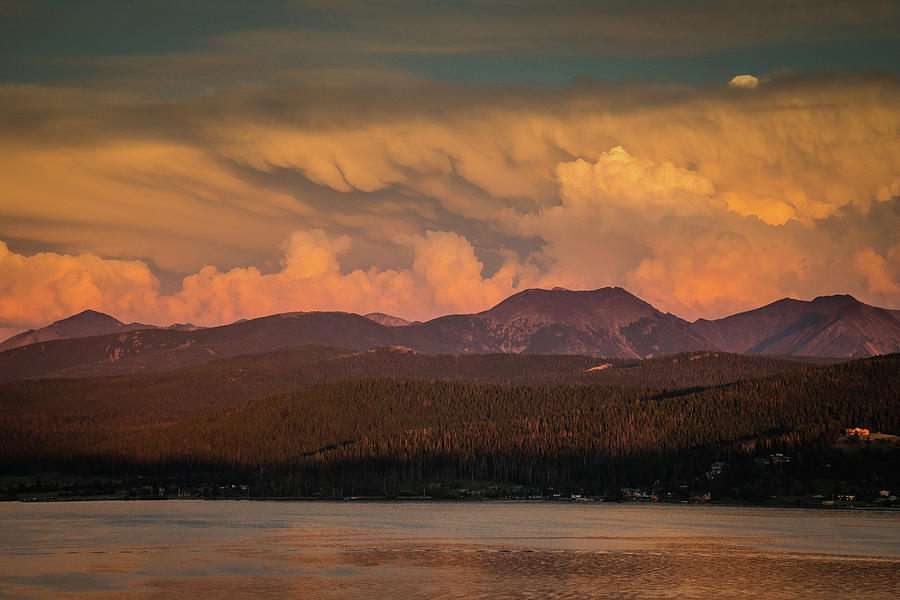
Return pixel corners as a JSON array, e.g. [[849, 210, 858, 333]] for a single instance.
[[1, 501, 899, 599]]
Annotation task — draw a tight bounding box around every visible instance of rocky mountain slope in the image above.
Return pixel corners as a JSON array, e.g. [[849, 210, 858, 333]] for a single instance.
[[1, 288, 897, 381], [430, 287, 711, 358], [0, 310, 155, 352], [690, 295, 900, 357]]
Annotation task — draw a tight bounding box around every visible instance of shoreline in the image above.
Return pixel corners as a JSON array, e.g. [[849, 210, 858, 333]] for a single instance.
[[6, 495, 899, 511]]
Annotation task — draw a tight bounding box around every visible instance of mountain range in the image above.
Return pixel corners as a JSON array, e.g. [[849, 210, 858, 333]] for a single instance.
[[1, 287, 898, 381]]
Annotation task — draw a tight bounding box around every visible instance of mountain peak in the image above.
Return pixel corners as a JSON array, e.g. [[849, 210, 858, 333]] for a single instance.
[[812, 293, 858, 302], [810, 294, 861, 309], [689, 292, 899, 357], [469, 286, 707, 358], [483, 286, 649, 319], [56, 309, 123, 326], [0, 309, 152, 353]]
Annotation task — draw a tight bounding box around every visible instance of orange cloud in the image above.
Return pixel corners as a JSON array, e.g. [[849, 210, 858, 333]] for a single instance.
[[0, 240, 160, 336], [163, 229, 526, 325], [198, 75, 900, 232], [1, 74, 899, 335], [0, 230, 528, 338], [853, 246, 900, 296], [517, 146, 899, 320], [0, 135, 310, 272], [405, 231, 530, 313], [554, 146, 717, 213]]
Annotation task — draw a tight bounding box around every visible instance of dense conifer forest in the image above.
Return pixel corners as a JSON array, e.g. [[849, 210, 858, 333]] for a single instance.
[[0, 346, 821, 428], [1, 348, 897, 503]]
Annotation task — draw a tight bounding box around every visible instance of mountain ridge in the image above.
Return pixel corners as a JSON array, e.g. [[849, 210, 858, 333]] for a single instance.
[[689, 293, 900, 357], [0, 309, 208, 353], [0, 309, 156, 353], [1, 288, 898, 382]]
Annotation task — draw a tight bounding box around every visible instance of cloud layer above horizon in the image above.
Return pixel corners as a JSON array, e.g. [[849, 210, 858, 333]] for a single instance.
[[1, 2, 899, 340]]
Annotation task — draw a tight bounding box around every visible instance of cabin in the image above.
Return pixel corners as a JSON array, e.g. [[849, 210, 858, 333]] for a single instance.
[[769, 453, 790, 465]]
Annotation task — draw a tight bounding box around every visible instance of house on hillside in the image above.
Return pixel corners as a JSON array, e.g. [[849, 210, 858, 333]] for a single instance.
[[768, 453, 790, 465], [707, 461, 726, 479]]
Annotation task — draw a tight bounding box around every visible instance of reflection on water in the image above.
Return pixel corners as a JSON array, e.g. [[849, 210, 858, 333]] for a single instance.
[[1, 502, 899, 599]]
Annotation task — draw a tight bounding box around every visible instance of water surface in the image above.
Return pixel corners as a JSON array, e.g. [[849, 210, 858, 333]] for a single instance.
[[2, 501, 899, 599]]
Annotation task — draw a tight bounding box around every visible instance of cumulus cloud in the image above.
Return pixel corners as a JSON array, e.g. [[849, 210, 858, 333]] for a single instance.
[[0, 240, 161, 334], [853, 246, 900, 296], [516, 148, 779, 317], [518, 146, 900, 320], [405, 231, 531, 313], [0, 230, 528, 338], [162, 229, 528, 325], [1, 72, 899, 335], [554, 146, 717, 213]]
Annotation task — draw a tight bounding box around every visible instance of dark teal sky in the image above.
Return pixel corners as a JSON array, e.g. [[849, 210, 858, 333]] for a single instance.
[[397, 39, 900, 85], [2, 0, 898, 89]]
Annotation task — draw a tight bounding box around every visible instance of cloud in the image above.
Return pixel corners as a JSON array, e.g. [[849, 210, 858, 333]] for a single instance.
[[0, 230, 529, 337], [517, 146, 900, 320], [74, 1, 900, 73], [0, 240, 160, 331], [194, 74, 900, 231], [853, 246, 900, 296], [554, 146, 717, 212], [163, 229, 526, 325], [515, 148, 783, 317], [405, 231, 530, 314], [728, 75, 759, 89], [877, 179, 900, 202], [0, 73, 899, 335]]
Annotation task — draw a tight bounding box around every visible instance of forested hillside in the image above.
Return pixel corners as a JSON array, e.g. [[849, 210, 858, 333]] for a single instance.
[[2, 352, 896, 501], [0, 346, 813, 429]]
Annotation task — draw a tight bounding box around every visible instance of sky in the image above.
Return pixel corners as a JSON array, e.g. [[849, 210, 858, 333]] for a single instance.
[[1, 0, 899, 338]]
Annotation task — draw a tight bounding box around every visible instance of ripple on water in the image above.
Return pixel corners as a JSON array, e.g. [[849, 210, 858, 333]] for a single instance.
[[2, 503, 899, 599]]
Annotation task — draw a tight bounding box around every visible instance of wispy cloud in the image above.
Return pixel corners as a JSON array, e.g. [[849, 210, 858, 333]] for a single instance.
[[6, 1, 898, 92], [1, 72, 898, 335]]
